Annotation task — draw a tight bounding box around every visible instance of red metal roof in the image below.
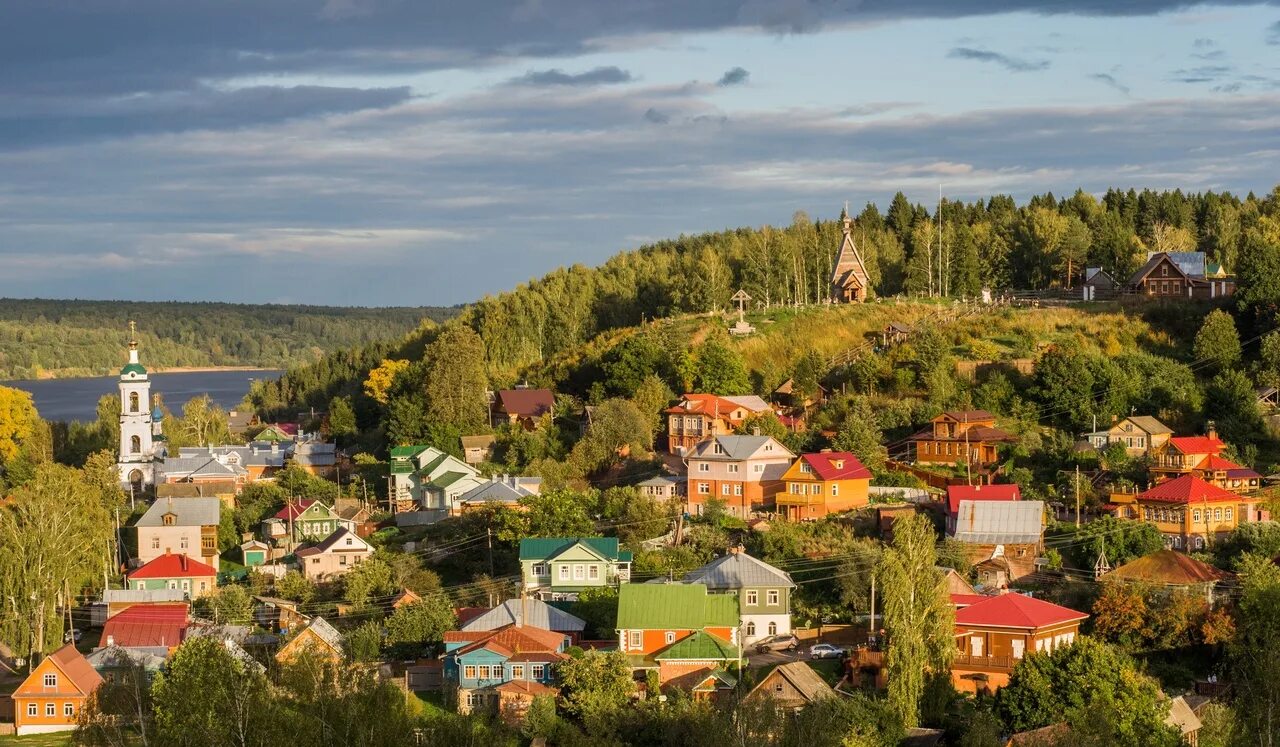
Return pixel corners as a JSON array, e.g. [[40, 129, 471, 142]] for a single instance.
[[1167, 435, 1226, 455], [1196, 454, 1242, 471], [954, 593, 1087, 630], [275, 499, 318, 521], [102, 604, 190, 649], [1139, 474, 1240, 504], [663, 393, 767, 421], [127, 552, 217, 580], [800, 452, 871, 481], [949, 594, 991, 608], [946, 484, 1021, 514]]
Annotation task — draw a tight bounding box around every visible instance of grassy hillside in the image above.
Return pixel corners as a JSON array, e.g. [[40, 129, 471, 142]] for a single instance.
[[0, 298, 458, 380]]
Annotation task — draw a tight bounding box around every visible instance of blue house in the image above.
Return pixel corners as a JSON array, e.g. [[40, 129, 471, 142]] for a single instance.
[[442, 623, 568, 719]]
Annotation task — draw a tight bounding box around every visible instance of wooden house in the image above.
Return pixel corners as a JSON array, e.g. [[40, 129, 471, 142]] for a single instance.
[[125, 552, 218, 599], [951, 594, 1087, 695], [460, 434, 496, 465], [519, 537, 633, 601], [683, 549, 795, 645], [1128, 251, 1234, 299], [275, 616, 343, 664], [778, 451, 872, 520], [295, 527, 374, 580], [10, 644, 103, 735], [1125, 474, 1263, 551], [1084, 415, 1172, 457], [491, 388, 555, 429], [908, 410, 1014, 467], [664, 394, 773, 455], [1104, 549, 1230, 604], [616, 584, 739, 685], [1081, 267, 1116, 301], [746, 661, 835, 710], [948, 500, 1044, 585], [442, 624, 567, 720]]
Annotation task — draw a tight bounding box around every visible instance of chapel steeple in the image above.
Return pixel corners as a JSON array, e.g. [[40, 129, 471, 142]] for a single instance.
[[830, 203, 871, 303]]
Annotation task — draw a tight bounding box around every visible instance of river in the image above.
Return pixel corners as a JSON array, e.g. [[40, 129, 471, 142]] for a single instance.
[[3, 369, 281, 422]]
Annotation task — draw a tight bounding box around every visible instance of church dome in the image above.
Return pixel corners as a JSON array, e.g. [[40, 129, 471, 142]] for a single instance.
[[151, 405, 164, 420], [121, 363, 147, 377]]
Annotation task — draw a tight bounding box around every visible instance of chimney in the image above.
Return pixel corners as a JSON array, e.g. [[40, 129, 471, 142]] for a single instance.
[[820, 448, 832, 453], [1207, 421, 1217, 441]]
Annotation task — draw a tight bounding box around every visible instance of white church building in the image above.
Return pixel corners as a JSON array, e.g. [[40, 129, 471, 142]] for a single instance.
[[116, 323, 165, 491]]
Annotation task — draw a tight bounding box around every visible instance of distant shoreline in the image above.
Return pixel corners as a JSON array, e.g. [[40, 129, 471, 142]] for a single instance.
[[4, 366, 281, 383]]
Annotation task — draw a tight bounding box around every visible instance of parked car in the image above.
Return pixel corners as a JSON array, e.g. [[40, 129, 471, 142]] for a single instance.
[[64, 628, 82, 643], [754, 634, 800, 654], [808, 643, 843, 660]]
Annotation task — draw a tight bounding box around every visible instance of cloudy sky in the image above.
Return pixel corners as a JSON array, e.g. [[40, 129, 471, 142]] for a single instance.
[[2, 1, 1279, 306]]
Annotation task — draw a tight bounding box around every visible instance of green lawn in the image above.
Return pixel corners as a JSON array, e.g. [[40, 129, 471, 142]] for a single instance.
[[808, 658, 844, 686], [0, 734, 74, 746], [408, 690, 451, 719]]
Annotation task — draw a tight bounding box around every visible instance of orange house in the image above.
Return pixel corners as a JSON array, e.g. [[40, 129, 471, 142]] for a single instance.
[[908, 410, 1014, 467], [1124, 474, 1263, 551], [665, 394, 772, 455], [1148, 430, 1262, 494], [615, 584, 739, 684], [778, 451, 872, 520], [11, 643, 104, 735], [951, 594, 1087, 695]]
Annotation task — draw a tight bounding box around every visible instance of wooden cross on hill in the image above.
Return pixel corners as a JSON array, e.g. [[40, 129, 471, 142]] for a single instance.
[[731, 289, 751, 323]]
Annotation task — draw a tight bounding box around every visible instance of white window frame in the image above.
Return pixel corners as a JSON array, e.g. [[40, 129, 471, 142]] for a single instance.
[[558, 565, 570, 581], [745, 590, 758, 605], [46, 703, 55, 717], [753, 464, 764, 473], [767, 590, 779, 606], [26, 703, 36, 717], [510, 664, 524, 679], [698, 463, 710, 473], [43, 673, 57, 687], [573, 564, 586, 580], [628, 630, 642, 649], [588, 565, 599, 580], [722, 484, 731, 495], [464, 665, 476, 680], [768, 622, 777, 635], [734, 484, 743, 496], [665, 631, 676, 644], [831, 484, 839, 497], [64, 702, 74, 717], [728, 464, 739, 474], [532, 664, 545, 680], [532, 563, 548, 576]]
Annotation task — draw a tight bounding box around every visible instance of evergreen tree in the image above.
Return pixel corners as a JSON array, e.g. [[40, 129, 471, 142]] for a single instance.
[[1193, 309, 1242, 375], [693, 334, 750, 395], [423, 326, 489, 432]]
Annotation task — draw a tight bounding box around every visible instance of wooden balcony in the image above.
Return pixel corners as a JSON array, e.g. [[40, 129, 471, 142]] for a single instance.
[[951, 653, 1016, 672]]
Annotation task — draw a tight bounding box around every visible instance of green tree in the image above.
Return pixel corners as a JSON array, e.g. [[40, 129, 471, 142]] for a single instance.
[[385, 598, 457, 654], [573, 586, 620, 640], [879, 512, 954, 728], [345, 620, 384, 662], [570, 398, 653, 473], [1194, 309, 1242, 375], [693, 334, 750, 395], [995, 637, 1181, 746], [198, 584, 254, 625], [1227, 554, 1280, 747], [423, 326, 489, 431], [151, 636, 280, 747], [274, 570, 315, 604], [343, 556, 395, 608], [832, 396, 888, 472], [791, 349, 827, 404], [556, 650, 634, 729], [523, 489, 596, 538], [328, 395, 357, 444]]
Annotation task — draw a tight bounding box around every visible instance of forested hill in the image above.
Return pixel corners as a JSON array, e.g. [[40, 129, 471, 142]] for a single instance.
[[0, 299, 458, 380], [250, 184, 1280, 419]]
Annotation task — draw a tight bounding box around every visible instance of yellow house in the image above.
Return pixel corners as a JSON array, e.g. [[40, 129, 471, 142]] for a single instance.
[[275, 616, 344, 665], [778, 451, 872, 521], [1113, 474, 1264, 551]]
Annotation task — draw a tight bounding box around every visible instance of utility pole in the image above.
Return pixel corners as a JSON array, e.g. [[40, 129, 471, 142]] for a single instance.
[[868, 573, 877, 641], [486, 527, 494, 577], [1075, 465, 1082, 528]]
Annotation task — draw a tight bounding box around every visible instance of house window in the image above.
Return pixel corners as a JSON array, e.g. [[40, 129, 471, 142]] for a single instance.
[[698, 463, 709, 472], [180, 537, 188, 550], [181, 580, 190, 591], [728, 464, 739, 473], [745, 590, 758, 605], [135, 581, 145, 590], [1193, 509, 1202, 522], [722, 484, 731, 495], [970, 636, 983, 657], [511, 665, 524, 679], [152, 537, 160, 550], [698, 483, 710, 495], [588, 565, 599, 580], [746, 621, 756, 636], [345, 538, 353, 546], [532, 563, 547, 576], [1226, 508, 1234, 520], [168, 581, 177, 590], [767, 590, 779, 606], [831, 484, 839, 497], [754, 464, 764, 473], [464, 666, 476, 680], [559, 566, 570, 581], [1194, 536, 1205, 550], [478, 665, 491, 680], [764, 444, 773, 451], [26, 703, 36, 717], [46, 703, 55, 717], [532, 664, 545, 680], [339, 555, 348, 566], [573, 564, 586, 580], [734, 484, 743, 496], [64, 703, 74, 717], [628, 631, 642, 649], [202, 536, 216, 552], [665, 631, 676, 644], [43, 674, 57, 688], [1214, 508, 1223, 522]]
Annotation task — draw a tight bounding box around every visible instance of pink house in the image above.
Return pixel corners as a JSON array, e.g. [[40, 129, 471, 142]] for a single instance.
[[295, 527, 374, 580]]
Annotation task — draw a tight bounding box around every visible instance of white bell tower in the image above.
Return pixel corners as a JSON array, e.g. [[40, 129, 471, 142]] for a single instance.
[[118, 321, 157, 491]]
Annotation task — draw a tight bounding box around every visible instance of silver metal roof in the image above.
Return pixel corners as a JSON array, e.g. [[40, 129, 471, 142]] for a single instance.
[[460, 599, 586, 632], [134, 497, 222, 527], [102, 588, 187, 604], [683, 551, 795, 589], [951, 500, 1044, 545]]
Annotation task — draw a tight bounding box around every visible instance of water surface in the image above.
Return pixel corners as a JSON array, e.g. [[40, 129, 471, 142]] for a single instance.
[[4, 369, 281, 422]]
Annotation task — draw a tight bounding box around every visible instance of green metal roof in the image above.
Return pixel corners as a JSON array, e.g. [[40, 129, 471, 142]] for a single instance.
[[616, 583, 739, 630], [654, 631, 739, 661], [428, 471, 470, 489], [390, 445, 428, 458], [120, 363, 147, 376], [417, 453, 450, 476], [519, 537, 625, 562]]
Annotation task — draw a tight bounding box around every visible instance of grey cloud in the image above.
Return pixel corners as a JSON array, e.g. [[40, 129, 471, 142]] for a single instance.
[[1193, 37, 1216, 47], [840, 101, 920, 116], [1214, 82, 1243, 92], [0, 85, 412, 147], [948, 47, 1050, 72], [508, 66, 634, 87], [1269, 21, 1280, 43], [1089, 72, 1131, 95], [717, 67, 750, 86], [2, 81, 1278, 305], [643, 107, 671, 124], [1170, 64, 1233, 83]]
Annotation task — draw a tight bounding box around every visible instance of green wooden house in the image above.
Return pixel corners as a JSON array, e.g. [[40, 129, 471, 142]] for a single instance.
[[519, 537, 633, 601]]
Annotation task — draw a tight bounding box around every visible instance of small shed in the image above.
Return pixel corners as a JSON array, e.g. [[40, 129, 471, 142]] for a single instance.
[[240, 540, 270, 567]]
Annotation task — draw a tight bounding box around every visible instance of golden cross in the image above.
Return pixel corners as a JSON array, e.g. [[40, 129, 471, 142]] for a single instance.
[[129, 320, 137, 340]]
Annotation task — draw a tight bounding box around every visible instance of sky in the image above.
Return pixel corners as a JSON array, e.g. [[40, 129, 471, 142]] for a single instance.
[[1, 1, 1279, 307]]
